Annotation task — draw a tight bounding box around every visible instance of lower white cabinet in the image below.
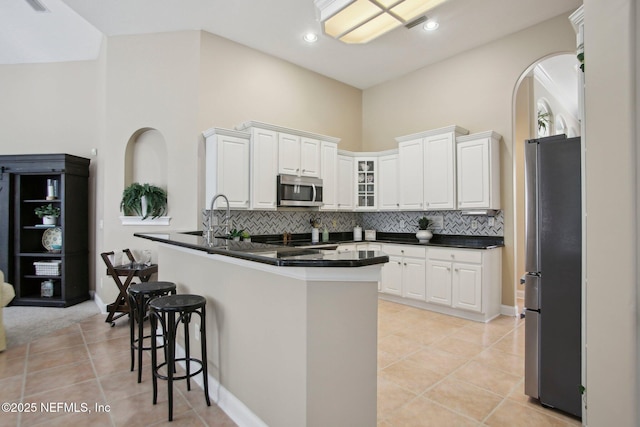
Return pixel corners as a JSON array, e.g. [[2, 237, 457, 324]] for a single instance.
[[378, 244, 502, 322], [426, 247, 500, 318], [380, 245, 426, 300]]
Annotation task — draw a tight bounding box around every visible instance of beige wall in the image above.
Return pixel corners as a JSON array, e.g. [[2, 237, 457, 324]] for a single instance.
[[361, 13, 577, 307], [583, 0, 638, 424]]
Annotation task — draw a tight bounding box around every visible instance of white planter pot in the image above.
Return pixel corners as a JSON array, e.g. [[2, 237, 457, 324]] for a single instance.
[[140, 195, 148, 218], [43, 216, 57, 225], [416, 229, 433, 243]]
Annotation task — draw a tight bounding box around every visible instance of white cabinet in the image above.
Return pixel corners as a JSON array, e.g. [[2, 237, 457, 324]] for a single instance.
[[337, 154, 355, 210], [203, 128, 250, 209], [424, 132, 456, 210], [300, 137, 321, 177], [249, 127, 278, 210], [278, 133, 301, 176], [380, 245, 426, 300], [456, 131, 501, 210], [355, 157, 377, 210], [396, 126, 469, 210], [320, 141, 338, 210], [378, 154, 399, 210], [426, 247, 500, 317], [278, 133, 320, 177], [398, 139, 424, 210]]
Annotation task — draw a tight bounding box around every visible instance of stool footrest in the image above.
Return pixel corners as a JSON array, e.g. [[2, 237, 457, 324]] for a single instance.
[[153, 358, 204, 382]]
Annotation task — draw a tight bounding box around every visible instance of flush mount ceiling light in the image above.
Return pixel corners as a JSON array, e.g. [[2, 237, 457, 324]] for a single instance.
[[314, 0, 447, 44], [303, 32, 319, 43], [423, 20, 439, 30]]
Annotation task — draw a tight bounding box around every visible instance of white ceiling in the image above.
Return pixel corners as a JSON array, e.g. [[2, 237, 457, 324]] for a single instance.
[[1, 0, 581, 89]]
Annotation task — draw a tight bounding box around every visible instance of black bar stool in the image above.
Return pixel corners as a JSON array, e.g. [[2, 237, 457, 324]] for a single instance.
[[149, 294, 211, 421], [128, 281, 177, 383]]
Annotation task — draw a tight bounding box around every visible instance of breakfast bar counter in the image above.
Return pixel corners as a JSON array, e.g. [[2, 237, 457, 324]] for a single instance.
[[135, 231, 386, 427]]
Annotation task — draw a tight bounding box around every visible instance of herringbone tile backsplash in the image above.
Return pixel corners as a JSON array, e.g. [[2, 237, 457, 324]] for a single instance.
[[206, 209, 503, 237]]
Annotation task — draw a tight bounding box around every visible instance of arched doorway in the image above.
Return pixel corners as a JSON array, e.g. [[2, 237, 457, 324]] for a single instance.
[[512, 53, 580, 312]]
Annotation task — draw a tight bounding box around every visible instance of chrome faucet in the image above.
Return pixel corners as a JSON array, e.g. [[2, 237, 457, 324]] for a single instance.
[[204, 193, 231, 243]]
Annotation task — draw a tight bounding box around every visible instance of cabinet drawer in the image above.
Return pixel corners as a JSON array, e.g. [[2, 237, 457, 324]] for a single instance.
[[428, 247, 482, 264], [382, 244, 426, 258]]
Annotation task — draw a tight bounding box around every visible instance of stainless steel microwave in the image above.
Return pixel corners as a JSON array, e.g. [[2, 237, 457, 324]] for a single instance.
[[277, 174, 323, 207]]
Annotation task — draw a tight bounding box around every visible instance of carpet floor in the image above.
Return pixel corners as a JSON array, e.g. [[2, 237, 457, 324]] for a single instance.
[[4, 299, 101, 348]]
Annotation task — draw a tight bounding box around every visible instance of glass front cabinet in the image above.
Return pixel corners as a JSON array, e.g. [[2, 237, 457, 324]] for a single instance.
[[355, 157, 377, 210]]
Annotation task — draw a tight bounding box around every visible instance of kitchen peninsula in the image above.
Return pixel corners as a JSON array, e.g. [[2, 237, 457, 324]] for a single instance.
[[135, 231, 388, 427]]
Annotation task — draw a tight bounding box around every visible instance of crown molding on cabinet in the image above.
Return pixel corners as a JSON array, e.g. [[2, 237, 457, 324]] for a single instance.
[[235, 120, 341, 144], [394, 125, 469, 143], [202, 127, 251, 139]]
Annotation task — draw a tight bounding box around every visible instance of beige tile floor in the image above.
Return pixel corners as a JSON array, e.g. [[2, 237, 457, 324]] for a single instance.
[[0, 299, 581, 427]]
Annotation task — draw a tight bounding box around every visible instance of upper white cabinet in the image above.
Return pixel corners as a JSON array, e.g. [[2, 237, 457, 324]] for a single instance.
[[396, 126, 469, 211], [337, 153, 355, 210], [398, 138, 424, 210], [249, 127, 278, 210], [300, 137, 321, 177], [278, 133, 320, 177], [354, 157, 378, 210], [378, 153, 399, 210], [320, 141, 338, 210], [203, 128, 250, 209], [424, 132, 456, 210], [456, 131, 501, 210]]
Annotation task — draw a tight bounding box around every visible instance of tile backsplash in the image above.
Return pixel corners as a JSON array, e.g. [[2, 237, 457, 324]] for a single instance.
[[207, 209, 503, 237]]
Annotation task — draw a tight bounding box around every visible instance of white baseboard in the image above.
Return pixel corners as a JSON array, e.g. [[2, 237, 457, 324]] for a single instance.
[[500, 304, 519, 317], [159, 337, 267, 427], [93, 292, 107, 314]]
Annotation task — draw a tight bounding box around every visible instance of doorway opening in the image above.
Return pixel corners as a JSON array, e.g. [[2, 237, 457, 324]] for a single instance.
[[512, 53, 580, 313]]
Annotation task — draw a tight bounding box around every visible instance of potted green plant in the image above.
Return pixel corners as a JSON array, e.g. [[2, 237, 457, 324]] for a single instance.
[[120, 182, 167, 219], [228, 228, 244, 241], [240, 230, 251, 242], [416, 216, 433, 243], [34, 204, 61, 225]]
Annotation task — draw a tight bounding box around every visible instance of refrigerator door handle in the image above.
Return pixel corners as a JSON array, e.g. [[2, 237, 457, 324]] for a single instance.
[[523, 273, 540, 311], [524, 141, 539, 273]]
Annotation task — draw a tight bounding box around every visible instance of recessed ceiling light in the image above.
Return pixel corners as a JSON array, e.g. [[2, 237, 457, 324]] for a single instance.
[[423, 20, 439, 31], [303, 33, 319, 43]]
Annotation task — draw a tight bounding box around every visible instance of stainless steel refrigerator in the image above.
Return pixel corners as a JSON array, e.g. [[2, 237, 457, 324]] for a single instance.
[[523, 134, 582, 418]]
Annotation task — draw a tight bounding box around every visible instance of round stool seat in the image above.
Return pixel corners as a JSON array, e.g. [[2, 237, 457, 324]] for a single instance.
[[149, 294, 205, 312], [129, 281, 176, 295]]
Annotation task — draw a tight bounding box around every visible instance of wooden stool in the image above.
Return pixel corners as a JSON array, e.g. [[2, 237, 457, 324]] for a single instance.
[[128, 281, 176, 383], [149, 294, 211, 421]]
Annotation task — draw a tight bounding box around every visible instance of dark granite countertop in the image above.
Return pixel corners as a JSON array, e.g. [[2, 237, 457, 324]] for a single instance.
[[135, 231, 502, 268], [134, 232, 389, 267]]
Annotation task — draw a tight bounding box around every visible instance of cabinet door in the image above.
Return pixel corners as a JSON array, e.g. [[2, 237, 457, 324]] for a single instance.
[[381, 255, 403, 296], [379, 154, 399, 210], [320, 142, 338, 210], [278, 133, 301, 175], [251, 128, 278, 210], [452, 263, 482, 312], [457, 138, 490, 209], [402, 257, 426, 300], [355, 158, 377, 210], [300, 137, 320, 177], [398, 139, 424, 210], [217, 135, 250, 209], [424, 133, 455, 210], [426, 259, 452, 306], [336, 155, 354, 210]]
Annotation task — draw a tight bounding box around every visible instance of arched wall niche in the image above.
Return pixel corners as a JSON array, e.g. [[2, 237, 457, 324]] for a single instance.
[[124, 127, 169, 188]]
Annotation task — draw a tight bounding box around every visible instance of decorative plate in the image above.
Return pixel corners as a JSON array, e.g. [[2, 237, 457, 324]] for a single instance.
[[42, 227, 62, 251]]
